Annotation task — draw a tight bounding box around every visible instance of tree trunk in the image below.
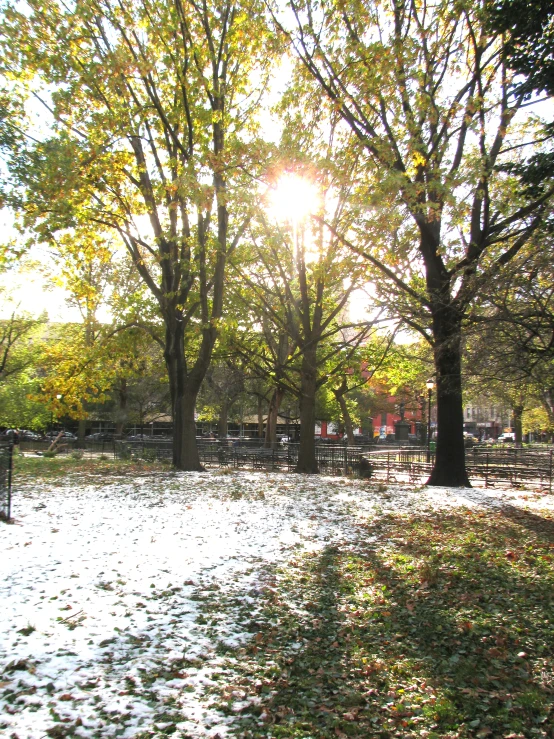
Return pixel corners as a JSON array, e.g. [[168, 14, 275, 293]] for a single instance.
[[264, 387, 284, 448], [339, 397, 355, 445], [541, 390, 554, 430], [165, 319, 203, 471], [296, 349, 319, 473], [180, 391, 202, 468], [115, 378, 127, 437], [333, 379, 354, 445], [513, 404, 524, 447], [257, 395, 264, 438], [218, 399, 228, 439], [427, 304, 471, 487]]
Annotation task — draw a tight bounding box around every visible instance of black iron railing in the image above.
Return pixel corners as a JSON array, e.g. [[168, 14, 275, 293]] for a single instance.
[[111, 439, 554, 490], [0, 443, 14, 522]]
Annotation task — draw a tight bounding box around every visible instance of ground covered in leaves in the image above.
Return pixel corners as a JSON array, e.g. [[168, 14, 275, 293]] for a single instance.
[[2, 456, 554, 738]]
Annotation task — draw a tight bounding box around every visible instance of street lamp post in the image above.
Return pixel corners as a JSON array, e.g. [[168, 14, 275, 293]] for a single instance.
[[419, 394, 426, 445], [426, 380, 434, 463]]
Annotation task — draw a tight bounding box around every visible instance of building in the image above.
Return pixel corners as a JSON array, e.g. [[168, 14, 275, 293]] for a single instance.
[[463, 402, 511, 439]]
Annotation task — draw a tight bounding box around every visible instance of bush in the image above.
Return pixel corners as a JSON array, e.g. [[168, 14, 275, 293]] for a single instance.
[[118, 444, 132, 460], [140, 448, 158, 462]]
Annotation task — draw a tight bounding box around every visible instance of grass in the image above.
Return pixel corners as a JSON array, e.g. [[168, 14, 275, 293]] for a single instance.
[[13, 451, 165, 484], [197, 507, 554, 738]]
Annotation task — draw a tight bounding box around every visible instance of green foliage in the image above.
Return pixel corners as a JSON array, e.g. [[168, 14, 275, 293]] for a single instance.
[[0, 374, 49, 429], [487, 0, 554, 97], [0, 0, 282, 467], [0, 293, 44, 383]]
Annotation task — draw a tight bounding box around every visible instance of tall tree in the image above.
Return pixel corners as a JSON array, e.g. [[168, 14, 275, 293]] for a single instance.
[[465, 233, 554, 439], [235, 207, 378, 472], [273, 0, 554, 485], [487, 0, 554, 98], [1, 0, 276, 469], [486, 0, 554, 196]]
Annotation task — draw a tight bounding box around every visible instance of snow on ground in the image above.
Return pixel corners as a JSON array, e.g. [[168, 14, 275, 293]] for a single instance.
[[1, 470, 553, 738]]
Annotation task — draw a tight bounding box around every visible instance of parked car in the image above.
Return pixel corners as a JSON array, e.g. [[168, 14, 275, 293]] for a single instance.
[[85, 432, 114, 442], [1, 429, 43, 442], [45, 430, 78, 441], [498, 432, 516, 442], [22, 430, 44, 441]]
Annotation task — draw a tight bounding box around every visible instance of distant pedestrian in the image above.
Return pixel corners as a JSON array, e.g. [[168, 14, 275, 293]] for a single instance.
[[13, 429, 20, 446]]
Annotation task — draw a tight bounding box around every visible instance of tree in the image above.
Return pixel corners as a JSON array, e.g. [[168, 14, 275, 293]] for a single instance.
[[0, 290, 47, 429], [232, 183, 377, 471], [1, 0, 276, 469], [197, 359, 246, 438], [0, 306, 42, 383], [46, 229, 116, 441], [486, 0, 554, 198], [273, 0, 554, 485], [122, 349, 170, 436], [464, 234, 554, 441], [0, 371, 50, 430], [487, 0, 554, 98]]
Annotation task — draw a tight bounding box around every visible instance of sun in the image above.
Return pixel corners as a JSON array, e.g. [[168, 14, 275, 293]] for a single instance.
[[267, 173, 320, 225]]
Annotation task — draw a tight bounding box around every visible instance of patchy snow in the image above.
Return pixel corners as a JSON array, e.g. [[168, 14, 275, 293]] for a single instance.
[[1, 470, 553, 738]]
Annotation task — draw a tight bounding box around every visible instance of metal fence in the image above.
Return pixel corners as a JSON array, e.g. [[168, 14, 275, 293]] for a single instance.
[[0, 443, 14, 522], [112, 440, 554, 490], [466, 446, 554, 491], [114, 439, 375, 472], [18, 439, 118, 458], [16, 436, 554, 491], [363, 447, 554, 490]]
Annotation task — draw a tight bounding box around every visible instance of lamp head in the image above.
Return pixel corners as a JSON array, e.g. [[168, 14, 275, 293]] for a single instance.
[[426, 379, 434, 391]]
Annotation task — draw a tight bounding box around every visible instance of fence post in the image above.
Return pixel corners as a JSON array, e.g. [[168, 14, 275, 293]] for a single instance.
[[550, 450, 553, 495], [0, 443, 13, 523], [7, 443, 12, 521], [485, 453, 489, 488], [344, 446, 348, 476]]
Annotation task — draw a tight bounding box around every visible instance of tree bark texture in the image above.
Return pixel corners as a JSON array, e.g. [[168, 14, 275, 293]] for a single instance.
[[334, 378, 355, 445], [257, 395, 264, 439], [164, 318, 203, 470], [264, 387, 284, 448], [426, 301, 471, 487], [218, 399, 228, 439], [115, 378, 127, 436], [513, 404, 524, 446]]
